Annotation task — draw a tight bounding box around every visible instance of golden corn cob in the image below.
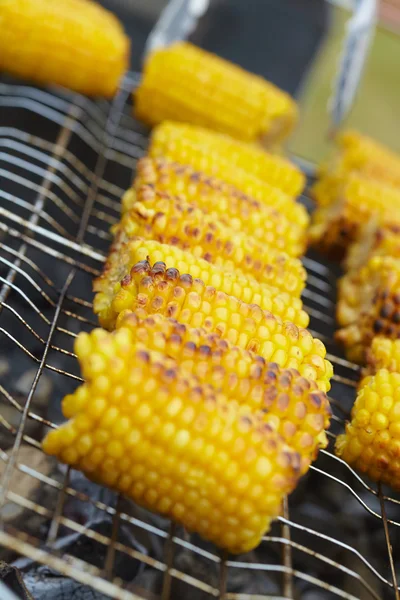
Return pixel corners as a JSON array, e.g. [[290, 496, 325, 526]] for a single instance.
[[135, 42, 298, 146], [0, 0, 129, 97], [117, 311, 331, 474], [345, 223, 400, 272], [43, 327, 302, 554], [124, 157, 306, 256], [149, 123, 308, 219], [117, 186, 306, 298], [95, 259, 332, 391], [336, 257, 400, 363], [146, 122, 304, 197], [309, 174, 400, 261], [93, 238, 309, 330], [365, 338, 400, 378], [312, 131, 400, 207], [336, 369, 400, 490], [337, 130, 400, 188]]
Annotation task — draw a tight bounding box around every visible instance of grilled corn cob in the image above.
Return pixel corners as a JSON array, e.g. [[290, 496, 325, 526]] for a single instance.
[[43, 327, 302, 553], [124, 157, 307, 256], [135, 42, 298, 146], [365, 338, 400, 378], [117, 311, 331, 473], [337, 130, 400, 188], [336, 369, 400, 490], [313, 131, 400, 207], [336, 257, 400, 363], [117, 187, 306, 298], [0, 0, 129, 97], [146, 122, 304, 197], [95, 259, 332, 391], [149, 123, 308, 219], [345, 223, 400, 272], [309, 174, 400, 261], [93, 238, 309, 330]]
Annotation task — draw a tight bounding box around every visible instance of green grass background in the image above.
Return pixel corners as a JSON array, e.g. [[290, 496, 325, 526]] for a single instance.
[[289, 7, 400, 164]]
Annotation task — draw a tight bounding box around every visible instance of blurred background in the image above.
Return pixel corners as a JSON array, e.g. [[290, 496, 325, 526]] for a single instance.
[[99, 0, 400, 163]]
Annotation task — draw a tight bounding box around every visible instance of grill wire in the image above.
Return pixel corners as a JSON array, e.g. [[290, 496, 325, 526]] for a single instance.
[[0, 75, 399, 600]]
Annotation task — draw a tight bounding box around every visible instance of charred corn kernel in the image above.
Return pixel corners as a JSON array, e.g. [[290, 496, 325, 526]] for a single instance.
[[96, 259, 332, 391], [336, 257, 400, 364], [43, 329, 303, 554], [365, 338, 400, 378], [345, 223, 400, 272], [0, 0, 129, 97], [146, 123, 304, 197], [149, 123, 308, 222], [336, 369, 400, 490], [93, 238, 309, 330], [115, 311, 331, 473], [126, 157, 306, 256], [135, 42, 298, 146], [309, 174, 400, 261], [116, 186, 306, 298]]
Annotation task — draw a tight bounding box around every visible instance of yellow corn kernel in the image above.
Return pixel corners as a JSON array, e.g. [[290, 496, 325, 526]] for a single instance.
[[149, 122, 308, 220], [336, 369, 400, 490], [96, 259, 332, 391], [114, 311, 331, 474], [116, 186, 306, 299], [336, 256, 400, 363], [43, 330, 302, 554], [309, 174, 400, 261], [135, 42, 298, 146], [124, 156, 306, 256], [93, 238, 309, 330], [0, 0, 129, 97]]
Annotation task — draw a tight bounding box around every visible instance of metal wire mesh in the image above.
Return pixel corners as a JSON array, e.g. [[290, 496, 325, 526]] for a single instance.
[[0, 75, 399, 600]]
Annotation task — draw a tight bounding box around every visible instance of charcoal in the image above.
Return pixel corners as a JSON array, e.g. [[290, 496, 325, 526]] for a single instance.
[[23, 565, 111, 600], [0, 561, 33, 600]]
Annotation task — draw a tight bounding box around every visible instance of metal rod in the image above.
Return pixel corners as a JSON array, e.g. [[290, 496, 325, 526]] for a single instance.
[[281, 497, 294, 599], [161, 521, 177, 600], [219, 550, 228, 600], [378, 483, 400, 600]]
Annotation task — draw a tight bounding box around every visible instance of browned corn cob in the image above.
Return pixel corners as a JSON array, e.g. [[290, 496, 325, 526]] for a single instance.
[[117, 311, 331, 474], [43, 327, 302, 554], [0, 0, 129, 97], [123, 157, 306, 256], [93, 238, 309, 330], [95, 259, 332, 391], [336, 369, 400, 490], [336, 257, 400, 363], [135, 42, 298, 146], [345, 223, 400, 272], [365, 338, 400, 377], [117, 186, 306, 298], [309, 174, 400, 261], [148, 123, 309, 220]]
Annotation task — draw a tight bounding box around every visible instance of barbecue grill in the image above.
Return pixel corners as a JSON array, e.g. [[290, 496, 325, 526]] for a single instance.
[[1, 2, 399, 600]]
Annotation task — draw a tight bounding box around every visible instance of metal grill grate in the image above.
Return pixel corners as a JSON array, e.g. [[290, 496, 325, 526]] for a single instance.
[[0, 76, 399, 600]]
